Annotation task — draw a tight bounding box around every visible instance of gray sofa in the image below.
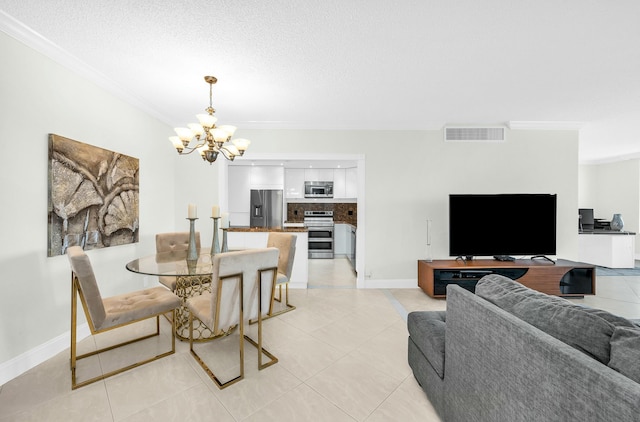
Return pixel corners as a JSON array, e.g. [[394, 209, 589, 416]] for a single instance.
[[408, 274, 640, 422]]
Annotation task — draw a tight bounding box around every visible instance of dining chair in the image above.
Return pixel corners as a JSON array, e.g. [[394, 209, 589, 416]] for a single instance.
[[67, 246, 181, 390], [266, 232, 297, 318], [155, 231, 201, 290], [187, 248, 279, 389]]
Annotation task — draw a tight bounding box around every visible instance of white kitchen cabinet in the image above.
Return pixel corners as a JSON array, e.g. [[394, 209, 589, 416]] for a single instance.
[[333, 169, 346, 198], [345, 167, 357, 198], [305, 168, 334, 182], [251, 166, 284, 190], [333, 168, 357, 199], [334, 223, 350, 255], [285, 169, 305, 198]]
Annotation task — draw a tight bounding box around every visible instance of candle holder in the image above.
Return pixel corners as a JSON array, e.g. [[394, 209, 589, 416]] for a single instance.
[[221, 228, 229, 253], [210, 217, 220, 255], [187, 217, 199, 262]]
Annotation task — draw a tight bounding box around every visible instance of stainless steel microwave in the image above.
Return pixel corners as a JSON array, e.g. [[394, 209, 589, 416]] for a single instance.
[[304, 181, 333, 198]]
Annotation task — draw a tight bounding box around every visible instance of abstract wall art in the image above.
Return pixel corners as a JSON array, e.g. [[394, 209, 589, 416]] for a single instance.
[[48, 134, 139, 256]]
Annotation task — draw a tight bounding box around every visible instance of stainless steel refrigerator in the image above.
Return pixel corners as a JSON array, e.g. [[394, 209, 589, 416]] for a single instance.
[[250, 189, 283, 228]]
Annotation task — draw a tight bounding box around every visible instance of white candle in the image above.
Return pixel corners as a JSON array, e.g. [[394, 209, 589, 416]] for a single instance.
[[221, 212, 229, 228], [211, 205, 220, 218], [188, 203, 197, 219]]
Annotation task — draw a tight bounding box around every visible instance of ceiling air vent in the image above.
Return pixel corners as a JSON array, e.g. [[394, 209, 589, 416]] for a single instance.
[[444, 127, 506, 143]]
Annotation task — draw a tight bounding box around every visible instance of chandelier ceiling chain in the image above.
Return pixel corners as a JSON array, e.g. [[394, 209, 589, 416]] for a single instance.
[[169, 76, 250, 164]]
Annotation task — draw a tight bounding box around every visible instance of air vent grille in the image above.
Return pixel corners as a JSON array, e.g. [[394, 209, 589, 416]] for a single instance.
[[444, 127, 506, 142]]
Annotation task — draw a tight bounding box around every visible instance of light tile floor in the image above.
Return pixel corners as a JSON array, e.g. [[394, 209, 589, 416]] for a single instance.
[[1, 262, 640, 421]]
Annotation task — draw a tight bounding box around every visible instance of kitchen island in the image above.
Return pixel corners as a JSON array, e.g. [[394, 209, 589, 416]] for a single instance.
[[226, 227, 309, 288]]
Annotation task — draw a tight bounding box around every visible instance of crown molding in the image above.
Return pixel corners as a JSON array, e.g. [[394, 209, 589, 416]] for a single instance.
[[508, 121, 586, 130], [0, 11, 173, 125]]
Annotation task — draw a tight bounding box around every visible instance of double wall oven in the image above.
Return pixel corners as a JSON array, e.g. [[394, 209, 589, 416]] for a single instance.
[[304, 210, 334, 258]]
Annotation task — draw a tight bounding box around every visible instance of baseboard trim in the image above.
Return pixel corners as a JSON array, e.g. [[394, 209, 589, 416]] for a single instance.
[[0, 323, 90, 386]]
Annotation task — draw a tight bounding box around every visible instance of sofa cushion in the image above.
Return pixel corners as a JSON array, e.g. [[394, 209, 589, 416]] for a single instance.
[[608, 326, 640, 383], [476, 274, 634, 364], [407, 311, 446, 379]]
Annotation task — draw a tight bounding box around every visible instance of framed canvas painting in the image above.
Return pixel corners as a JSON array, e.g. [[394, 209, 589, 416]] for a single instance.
[[47, 134, 139, 256]]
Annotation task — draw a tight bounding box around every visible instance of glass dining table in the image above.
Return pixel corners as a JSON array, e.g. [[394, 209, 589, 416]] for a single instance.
[[126, 248, 218, 341]]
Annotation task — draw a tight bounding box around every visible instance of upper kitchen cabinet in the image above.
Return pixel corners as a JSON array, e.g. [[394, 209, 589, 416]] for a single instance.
[[333, 169, 346, 198], [251, 166, 284, 190], [334, 168, 358, 199], [285, 169, 305, 198], [305, 168, 334, 182], [345, 167, 357, 198]]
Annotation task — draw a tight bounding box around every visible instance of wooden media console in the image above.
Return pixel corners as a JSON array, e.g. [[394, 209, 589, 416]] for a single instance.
[[417, 259, 595, 298]]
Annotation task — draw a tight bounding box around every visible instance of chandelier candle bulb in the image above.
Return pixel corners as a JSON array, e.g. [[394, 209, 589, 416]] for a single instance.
[[188, 204, 197, 219], [211, 206, 220, 218]]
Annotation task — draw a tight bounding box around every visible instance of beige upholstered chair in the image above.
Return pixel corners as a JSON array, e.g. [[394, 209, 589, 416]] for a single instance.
[[155, 231, 201, 290], [67, 246, 180, 390], [266, 232, 297, 317], [187, 248, 279, 389]]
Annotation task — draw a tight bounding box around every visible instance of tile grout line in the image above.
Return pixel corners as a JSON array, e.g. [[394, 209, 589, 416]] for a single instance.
[[382, 289, 409, 323]]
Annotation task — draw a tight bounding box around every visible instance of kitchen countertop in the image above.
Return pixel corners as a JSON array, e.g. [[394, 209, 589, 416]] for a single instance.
[[226, 226, 308, 233]]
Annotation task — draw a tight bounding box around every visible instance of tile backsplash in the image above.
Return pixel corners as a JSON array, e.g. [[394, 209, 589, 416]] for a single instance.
[[287, 203, 357, 226]]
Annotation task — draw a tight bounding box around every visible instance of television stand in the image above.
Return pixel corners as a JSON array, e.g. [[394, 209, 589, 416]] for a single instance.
[[493, 255, 515, 262], [417, 259, 595, 298]]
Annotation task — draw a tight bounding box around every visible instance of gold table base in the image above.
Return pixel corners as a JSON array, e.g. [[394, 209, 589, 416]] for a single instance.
[[174, 274, 215, 341]]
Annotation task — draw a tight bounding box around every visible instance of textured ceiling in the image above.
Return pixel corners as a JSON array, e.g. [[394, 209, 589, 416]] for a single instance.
[[2, 0, 640, 163]]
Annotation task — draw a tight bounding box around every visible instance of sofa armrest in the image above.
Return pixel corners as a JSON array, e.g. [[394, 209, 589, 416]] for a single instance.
[[408, 311, 446, 378]]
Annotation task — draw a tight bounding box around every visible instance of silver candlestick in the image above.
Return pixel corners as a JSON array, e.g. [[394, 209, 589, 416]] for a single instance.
[[221, 228, 229, 253], [210, 217, 220, 255], [187, 217, 198, 262]]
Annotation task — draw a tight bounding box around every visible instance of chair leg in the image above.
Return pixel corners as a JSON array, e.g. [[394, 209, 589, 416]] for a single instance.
[[70, 274, 177, 390], [245, 267, 278, 370], [256, 282, 296, 322]]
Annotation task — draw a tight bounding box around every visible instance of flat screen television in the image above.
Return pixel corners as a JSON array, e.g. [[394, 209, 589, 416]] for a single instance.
[[449, 193, 557, 260]]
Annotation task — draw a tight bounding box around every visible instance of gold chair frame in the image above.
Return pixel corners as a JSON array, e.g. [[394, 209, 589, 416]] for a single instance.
[[189, 266, 278, 389], [250, 233, 297, 324], [70, 272, 177, 390], [271, 280, 296, 316]]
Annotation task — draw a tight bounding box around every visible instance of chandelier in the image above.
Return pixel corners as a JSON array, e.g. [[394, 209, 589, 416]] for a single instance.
[[169, 76, 250, 164]]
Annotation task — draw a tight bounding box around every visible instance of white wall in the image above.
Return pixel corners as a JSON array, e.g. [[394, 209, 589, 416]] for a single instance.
[[0, 30, 582, 383], [234, 129, 580, 282], [579, 160, 640, 252], [0, 33, 175, 377]]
